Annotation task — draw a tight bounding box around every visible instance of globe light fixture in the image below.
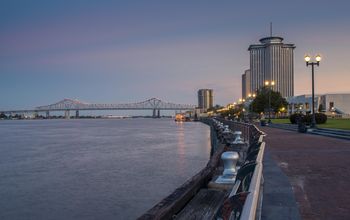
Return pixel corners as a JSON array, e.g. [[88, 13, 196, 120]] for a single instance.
[[304, 55, 311, 62], [315, 54, 322, 62]]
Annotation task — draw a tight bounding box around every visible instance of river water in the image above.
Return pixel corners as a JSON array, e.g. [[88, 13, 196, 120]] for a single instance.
[[0, 118, 211, 220]]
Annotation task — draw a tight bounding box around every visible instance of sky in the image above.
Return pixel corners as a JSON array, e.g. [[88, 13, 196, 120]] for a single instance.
[[1, 0, 350, 109]]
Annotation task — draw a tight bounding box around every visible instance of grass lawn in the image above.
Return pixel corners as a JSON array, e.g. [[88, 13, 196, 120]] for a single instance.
[[318, 119, 350, 130], [271, 118, 290, 124], [271, 118, 350, 130]]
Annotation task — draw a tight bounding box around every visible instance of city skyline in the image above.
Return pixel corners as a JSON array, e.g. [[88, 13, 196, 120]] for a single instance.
[[1, 1, 350, 109]]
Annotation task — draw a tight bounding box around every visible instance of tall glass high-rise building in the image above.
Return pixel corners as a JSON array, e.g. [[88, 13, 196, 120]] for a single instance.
[[197, 89, 213, 111], [247, 36, 295, 97]]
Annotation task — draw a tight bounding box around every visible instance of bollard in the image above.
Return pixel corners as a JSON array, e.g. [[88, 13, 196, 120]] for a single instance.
[[223, 125, 231, 134], [222, 151, 239, 175], [215, 151, 239, 184], [233, 131, 244, 144]]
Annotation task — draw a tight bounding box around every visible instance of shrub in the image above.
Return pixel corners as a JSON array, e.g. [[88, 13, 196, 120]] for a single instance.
[[289, 113, 303, 124], [303, 114, 312, 125], [315, 113, 327, 124], [289, 112, 327, 124]]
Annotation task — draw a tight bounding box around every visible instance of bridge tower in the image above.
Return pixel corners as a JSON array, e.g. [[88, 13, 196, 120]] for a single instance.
[[152, 109, 161, 118], [64, 110, 70, 119]]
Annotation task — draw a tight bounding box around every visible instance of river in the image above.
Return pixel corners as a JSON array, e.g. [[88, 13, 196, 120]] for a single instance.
[[0, 118, 211, 220]]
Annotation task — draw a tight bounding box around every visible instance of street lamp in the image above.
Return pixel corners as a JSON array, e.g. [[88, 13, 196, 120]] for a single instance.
[[304, 54, 321, 128], [247, 93, 256, 99], [265, 80, 275, 123]]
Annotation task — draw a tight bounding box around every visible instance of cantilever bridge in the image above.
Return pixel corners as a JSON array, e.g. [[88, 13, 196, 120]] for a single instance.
[[2, 98, 196, 118]]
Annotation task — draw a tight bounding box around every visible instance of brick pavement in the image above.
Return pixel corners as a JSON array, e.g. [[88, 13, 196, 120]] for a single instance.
[[260, 126, 350, 220]]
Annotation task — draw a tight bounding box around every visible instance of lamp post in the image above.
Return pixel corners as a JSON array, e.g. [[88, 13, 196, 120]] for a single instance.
[[247, 93, 256, 122], [265, 80, 275, 123], [304, 54, 321, 128]]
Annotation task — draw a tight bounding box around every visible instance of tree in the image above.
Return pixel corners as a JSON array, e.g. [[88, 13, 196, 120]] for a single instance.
[[250, 87, 288, 114], [0, 112, 7, 119], [207, 105, 223, 113], [220, 106, 242, 119]]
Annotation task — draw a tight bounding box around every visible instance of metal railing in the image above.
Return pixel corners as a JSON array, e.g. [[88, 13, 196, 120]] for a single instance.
[[216, 119, 263, 146], [239, 142, 265, 220], [215, 118, 265, 220]]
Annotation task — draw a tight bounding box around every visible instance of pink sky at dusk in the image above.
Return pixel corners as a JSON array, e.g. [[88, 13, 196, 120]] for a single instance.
[[1, 1, 350, 109]]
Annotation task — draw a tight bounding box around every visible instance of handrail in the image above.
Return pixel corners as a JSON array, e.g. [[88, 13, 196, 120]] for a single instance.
[[239, 142, 265, 220]]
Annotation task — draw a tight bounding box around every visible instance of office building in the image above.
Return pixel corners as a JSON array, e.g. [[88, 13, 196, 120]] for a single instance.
[[198, 89, 213, 111], [248, 36, 295, 97], [286, 93, 350, 116], [242, 69, 251, 99]]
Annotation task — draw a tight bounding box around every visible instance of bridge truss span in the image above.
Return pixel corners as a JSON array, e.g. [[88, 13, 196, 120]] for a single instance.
[[34, 98, 196, 111]]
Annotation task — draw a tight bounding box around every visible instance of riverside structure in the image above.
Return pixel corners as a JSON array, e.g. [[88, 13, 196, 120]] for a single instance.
[[138, 118, 274, 219]]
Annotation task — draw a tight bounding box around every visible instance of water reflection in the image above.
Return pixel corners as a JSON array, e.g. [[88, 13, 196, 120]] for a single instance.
[[0, 119, 210, 220], [176, 122, 185, 173]]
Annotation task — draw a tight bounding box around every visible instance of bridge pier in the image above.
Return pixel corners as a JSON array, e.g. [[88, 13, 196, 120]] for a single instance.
[[46, 111, 50, 119], [75, 110, 79, 118], [65, 110, 70, 119], [152, 109, 160, 118]]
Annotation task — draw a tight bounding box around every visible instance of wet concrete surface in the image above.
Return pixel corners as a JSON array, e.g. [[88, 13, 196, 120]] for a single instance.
[[260, 125, 350, 220]]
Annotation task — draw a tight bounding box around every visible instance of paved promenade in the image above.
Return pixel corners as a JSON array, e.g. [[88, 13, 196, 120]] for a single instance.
[[260, 125, 350, 220]]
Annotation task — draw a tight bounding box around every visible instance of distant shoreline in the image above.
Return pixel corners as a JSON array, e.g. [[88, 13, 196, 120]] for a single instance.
[[0, 115, 174, 120]]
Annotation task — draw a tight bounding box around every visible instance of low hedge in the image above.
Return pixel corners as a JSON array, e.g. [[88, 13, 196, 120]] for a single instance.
[[289, 113, 303, 124], [289, 113, 327, 124]]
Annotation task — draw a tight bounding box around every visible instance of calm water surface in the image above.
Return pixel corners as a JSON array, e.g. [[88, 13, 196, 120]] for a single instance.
[[0, 118, 211, 220]]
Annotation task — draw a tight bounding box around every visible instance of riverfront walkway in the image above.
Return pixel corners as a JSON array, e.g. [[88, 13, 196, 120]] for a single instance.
[[259, 125, 350, 220]]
